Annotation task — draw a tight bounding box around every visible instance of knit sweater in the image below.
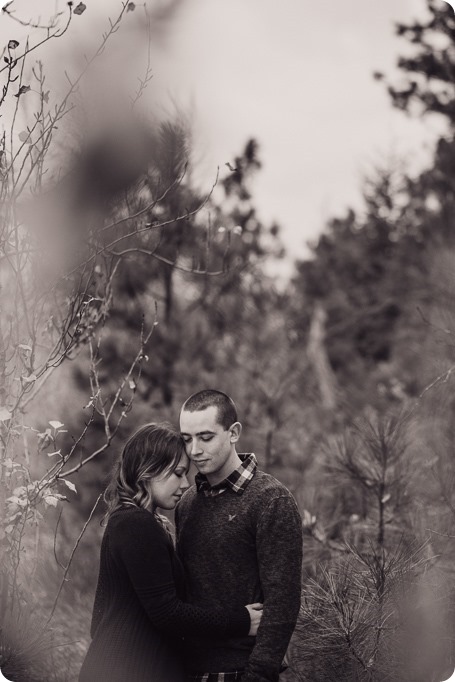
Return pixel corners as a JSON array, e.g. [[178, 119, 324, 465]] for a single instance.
[[79, 507, 250, 682], [175, 467, 303, 682]]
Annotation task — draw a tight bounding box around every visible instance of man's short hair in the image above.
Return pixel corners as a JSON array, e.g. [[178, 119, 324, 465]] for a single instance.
[[181, 390, 238, 430]]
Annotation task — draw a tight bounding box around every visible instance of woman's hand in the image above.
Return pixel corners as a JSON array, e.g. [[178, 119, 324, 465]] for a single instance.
[[246, 602, 263, 636]]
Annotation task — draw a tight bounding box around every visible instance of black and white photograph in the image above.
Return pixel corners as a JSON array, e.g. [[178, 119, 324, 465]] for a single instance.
[[1, 1, 455, 680]]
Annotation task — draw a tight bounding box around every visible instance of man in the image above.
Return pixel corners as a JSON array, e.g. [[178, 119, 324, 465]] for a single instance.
[[175, 389, 303, 682]]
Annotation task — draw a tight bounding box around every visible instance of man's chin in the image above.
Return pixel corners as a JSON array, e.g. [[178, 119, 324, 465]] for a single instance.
[[194, 460, 211, 470]]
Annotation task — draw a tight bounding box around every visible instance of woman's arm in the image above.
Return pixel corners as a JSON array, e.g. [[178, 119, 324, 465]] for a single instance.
[[90, 569, 106, 638], [111, 509, 251, 639]]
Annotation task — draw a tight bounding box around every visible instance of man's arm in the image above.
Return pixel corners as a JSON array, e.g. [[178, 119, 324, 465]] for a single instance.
[[242, 494, 303, 682]]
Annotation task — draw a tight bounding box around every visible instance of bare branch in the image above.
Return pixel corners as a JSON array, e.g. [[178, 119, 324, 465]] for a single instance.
[[47, 493, 102, 623]]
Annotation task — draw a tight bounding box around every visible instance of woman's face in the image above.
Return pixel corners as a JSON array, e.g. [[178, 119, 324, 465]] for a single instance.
[[149, 453, 190, 510]]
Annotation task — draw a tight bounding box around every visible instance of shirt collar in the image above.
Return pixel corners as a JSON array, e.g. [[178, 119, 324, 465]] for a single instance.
[[195, 453, 257, 496]]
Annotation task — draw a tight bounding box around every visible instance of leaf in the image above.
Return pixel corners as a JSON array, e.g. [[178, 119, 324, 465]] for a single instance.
[[8, 39, 19, 50], [73, 2, 86, 14], [18, 343, 32, 351], [3, 458, 20, 469], [302, 509, 316, 528], [128, 379, 136, 390], [0, 407, 12, 422], [14, 85, 30, 98], [22, 373, 36, 383], [127, 2, 135, 10], [42, 90, 50, 103], [7, 495, 26, 507], [62, 479, 77, 494], [49, 420, 64, 430], [381, 493, 391, 504], [44, 493, 66, 507]]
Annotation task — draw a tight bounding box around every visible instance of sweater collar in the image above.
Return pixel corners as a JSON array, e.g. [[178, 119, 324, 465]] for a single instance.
[[195, 453, 257, 497]]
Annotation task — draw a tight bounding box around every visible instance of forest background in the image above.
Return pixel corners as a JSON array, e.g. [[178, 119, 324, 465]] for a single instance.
[[2, 1, 455, 681]]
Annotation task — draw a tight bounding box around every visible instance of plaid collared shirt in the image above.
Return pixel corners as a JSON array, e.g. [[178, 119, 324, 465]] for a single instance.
[[195, 453, 257, 497], [187, 672, 243, 681]]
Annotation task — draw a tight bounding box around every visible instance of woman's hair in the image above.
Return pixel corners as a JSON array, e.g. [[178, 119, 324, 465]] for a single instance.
[[104, 422, 185, 519]]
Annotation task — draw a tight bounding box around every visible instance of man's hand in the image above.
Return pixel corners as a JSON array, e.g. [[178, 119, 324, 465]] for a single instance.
[[246, 603, 263, 636]]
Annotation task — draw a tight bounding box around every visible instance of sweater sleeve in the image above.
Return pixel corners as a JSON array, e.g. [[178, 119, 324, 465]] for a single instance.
[[90, 568, 106, 638], [242, 495, 303, 682], [111, 510, 250, 639]]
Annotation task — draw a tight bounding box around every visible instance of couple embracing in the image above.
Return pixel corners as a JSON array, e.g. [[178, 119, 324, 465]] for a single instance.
[[79, 390, 303, 682]]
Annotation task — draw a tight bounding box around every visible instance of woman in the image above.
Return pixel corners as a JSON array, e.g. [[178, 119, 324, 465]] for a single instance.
[[79, 423, 262, 682]]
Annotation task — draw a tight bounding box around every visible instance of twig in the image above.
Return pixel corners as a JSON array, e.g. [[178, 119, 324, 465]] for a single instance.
[[2, 4, 64, 30], [53, 508, 65, 570], [47, 493, 102, 623], [108, 247, 226, 276], [60, 322, 155, 477], [426, 528, 455, 539]]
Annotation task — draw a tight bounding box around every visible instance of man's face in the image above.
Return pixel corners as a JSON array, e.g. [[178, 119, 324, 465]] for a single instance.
[[179, 405, 237, 484]]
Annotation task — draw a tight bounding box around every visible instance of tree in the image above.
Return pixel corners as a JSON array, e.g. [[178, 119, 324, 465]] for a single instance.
[[286, 3, 455, 679], [0, 4, 232, 679], [289, 166, 429, 414], [384, 0, 455, 125], [63, 135, 288, 514]]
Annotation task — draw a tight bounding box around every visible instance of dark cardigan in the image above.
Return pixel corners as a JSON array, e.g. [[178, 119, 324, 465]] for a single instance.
[[79, 507, 250, 682]]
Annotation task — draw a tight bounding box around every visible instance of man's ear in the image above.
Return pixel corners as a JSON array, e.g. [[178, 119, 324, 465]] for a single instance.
[[229, 422, 242, 443]]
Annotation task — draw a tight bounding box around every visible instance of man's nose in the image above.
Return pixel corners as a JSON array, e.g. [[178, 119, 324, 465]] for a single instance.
[[190, 439, 201, 456]]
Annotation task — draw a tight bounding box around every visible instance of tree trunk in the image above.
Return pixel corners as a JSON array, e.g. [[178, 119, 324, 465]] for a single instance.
[[307, 303, 337, 409]]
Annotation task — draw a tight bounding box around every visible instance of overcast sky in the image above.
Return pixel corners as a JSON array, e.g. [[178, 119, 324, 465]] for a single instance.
[[151, 0, 447, 265], [0, 0, 450, 270]]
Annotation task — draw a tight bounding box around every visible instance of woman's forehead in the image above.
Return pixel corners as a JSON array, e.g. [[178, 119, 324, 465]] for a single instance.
[[176, 452, 190, 468]]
